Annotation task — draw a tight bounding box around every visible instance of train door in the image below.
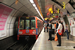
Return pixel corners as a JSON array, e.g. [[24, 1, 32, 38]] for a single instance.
[[31, 20, 35, 29], [37, 20, 40, 34]]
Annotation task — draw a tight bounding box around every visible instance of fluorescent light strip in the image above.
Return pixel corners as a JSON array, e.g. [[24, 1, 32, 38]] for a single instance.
[[29, 0, 44, 20], [33, 4, 36, 7], [29, 0, 34, 3]]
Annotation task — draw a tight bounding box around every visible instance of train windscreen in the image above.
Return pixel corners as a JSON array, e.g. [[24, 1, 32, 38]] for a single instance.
[[26, 20, 30, 29], [19, 17, 35, 30], [31, 20, 35, 29], [20, 20, 24, 29]]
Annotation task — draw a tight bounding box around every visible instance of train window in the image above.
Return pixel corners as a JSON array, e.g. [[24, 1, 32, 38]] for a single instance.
[[25, 20, 30, 29], [37, 20, 40, 27], [20, 20, 24, 29], [31, 20, 35, 29]]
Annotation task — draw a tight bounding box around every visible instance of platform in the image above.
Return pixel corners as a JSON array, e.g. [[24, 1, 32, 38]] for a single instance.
[[32, 28, 75, 50]]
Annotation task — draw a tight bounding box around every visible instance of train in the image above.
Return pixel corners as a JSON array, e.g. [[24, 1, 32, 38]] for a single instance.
[[17, 16, 43, 40]]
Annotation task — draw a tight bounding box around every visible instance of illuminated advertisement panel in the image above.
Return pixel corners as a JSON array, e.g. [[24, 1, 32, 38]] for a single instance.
[[0, 4, 12, 30]]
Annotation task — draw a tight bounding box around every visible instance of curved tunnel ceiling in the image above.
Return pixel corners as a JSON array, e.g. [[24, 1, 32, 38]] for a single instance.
[[0, 0, 75, 20], [0, 0, 42, 19], [38, 0, 75, 18]]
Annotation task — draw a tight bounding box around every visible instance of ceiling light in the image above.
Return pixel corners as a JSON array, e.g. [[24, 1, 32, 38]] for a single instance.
[[49, 8, 52, 11], [34, 6, 37, 10], [32, 4, 36, 7], [29, 0, 34, 3], [29, 0, 44, 20]]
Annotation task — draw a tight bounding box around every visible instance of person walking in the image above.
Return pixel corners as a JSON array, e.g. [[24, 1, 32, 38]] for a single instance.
[[65, 24, 69, 40], [48, 21, 52, 41], [56, 21, 62, 46]]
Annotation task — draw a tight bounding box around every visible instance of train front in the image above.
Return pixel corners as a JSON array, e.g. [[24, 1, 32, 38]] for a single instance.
[[17, 17, 36, 40]]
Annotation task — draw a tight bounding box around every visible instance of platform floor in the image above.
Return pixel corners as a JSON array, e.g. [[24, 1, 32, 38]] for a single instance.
[[32, 28, 75, 50]]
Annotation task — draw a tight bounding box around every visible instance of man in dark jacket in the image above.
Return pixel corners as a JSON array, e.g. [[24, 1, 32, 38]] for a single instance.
[[48, 21, 52, 41], [56, 21, 58, 29], [47, 22, 49, 32]]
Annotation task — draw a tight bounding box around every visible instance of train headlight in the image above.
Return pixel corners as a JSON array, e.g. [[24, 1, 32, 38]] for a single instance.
[[32, 30, 36, 34], [19, 31, 22, 34]]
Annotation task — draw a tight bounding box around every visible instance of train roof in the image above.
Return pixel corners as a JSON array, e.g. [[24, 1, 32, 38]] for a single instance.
[[19, 16, 43, 22]]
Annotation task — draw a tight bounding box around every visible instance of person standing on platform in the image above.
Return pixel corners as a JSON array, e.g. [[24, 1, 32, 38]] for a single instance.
[[47, 22, 49, 32], [48, 21, 52, 41], [56, 21, 62, 46], [44, 23, 47, 32], [55, 21, 58, 34], [65, 24, 69, 40], [62, 23, 64, 36], [56, 21, 58, 29]]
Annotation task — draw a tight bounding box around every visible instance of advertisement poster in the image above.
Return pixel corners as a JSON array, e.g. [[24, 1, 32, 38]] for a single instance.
[[0, 4, 12, 37]]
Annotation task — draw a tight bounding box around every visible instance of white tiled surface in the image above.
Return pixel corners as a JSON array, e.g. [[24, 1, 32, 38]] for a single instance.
[[32, 28, 75, 50]]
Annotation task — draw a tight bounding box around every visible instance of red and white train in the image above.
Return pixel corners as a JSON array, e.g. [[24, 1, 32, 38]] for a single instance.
[[17, 16, 43, 40]]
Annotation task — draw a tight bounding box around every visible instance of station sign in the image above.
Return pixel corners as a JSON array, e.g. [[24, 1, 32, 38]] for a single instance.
[[57, 9, 59, 13], [63, 2, 65, 9]]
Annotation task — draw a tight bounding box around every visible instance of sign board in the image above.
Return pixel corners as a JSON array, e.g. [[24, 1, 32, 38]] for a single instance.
[[63, 2, 65, 9]]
